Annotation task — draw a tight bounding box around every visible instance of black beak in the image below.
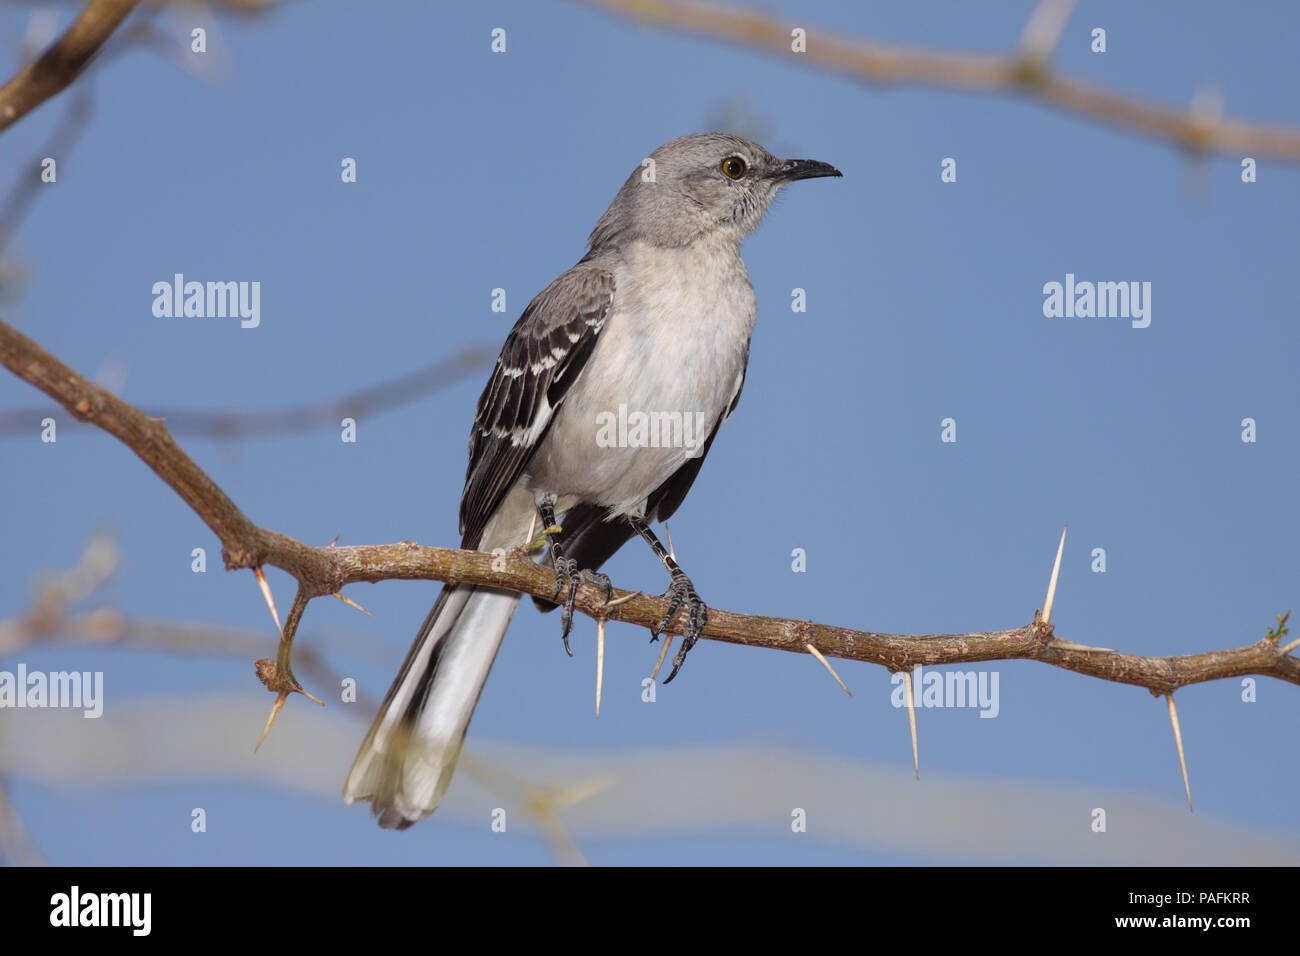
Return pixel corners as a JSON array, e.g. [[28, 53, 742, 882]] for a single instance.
[[772, 158, 842, 182]]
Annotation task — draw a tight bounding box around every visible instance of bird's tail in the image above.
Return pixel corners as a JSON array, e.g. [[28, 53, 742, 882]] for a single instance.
[[343, 582, 522, 829]]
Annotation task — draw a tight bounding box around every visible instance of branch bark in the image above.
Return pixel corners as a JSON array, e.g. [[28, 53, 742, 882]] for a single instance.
[[3, 316, 1297, 695], [0, 0, 139, 134]]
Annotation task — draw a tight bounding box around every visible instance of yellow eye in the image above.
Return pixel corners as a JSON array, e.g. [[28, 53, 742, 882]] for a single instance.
[[721, 156, 747, 180]]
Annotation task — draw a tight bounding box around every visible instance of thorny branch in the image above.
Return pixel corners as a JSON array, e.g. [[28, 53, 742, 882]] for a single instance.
[[3, 316, 1298, 702], [0, 0, 1295, 823]]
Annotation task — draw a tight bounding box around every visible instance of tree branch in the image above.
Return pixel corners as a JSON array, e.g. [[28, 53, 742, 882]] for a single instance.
[[0, 344, 495, 438], [3, 315, 1297, 696], [0, 0, 139, 134], [576, 0, 1300, 163]]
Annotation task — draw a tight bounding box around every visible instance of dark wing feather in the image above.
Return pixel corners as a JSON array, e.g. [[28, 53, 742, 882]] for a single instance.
[[459, 264, 615, 549]]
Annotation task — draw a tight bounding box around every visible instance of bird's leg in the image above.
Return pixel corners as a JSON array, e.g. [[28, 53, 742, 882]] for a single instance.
[[538, 497, 612, 657], [627, 514, 707, 683]]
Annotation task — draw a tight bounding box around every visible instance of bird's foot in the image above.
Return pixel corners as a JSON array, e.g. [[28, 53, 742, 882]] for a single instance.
[[552, 557, 613, 656], [652, 569, 707, 683]]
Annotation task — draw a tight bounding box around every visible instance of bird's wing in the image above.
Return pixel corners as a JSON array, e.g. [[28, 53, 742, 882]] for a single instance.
[[459, 263, 616, 548]]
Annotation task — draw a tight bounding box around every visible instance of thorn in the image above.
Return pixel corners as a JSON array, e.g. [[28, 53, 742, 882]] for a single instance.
[[903, 668, 919, 780], [527, 510, 537, 548], [1281, 636, 1300, 655], [1051, 639, 1115, 652], [332, 591, 371, 616], [1041, 524, 1067, 625], [328, 535, 340, 547], [254, 567, 282, 634], [596, 618, 605, 719], [804, 643, 851, 696], [254, 692, 288, 752], [649, 633, 673, 684], [1018, 0, 1076, 60], [606, 590, 641, 608], [664, 522, 675, 562], [254, 682, 325, 751], [1166, 693, 1193, 812]]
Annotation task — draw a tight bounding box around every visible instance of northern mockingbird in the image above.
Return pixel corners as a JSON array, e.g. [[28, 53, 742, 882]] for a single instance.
[[344, 132, 841, 828]]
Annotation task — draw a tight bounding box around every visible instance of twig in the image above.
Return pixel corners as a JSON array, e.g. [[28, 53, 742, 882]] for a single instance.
[[0, 89, 93, 258], [576, 0, 1300, 163], [0, 345, 495, 438], [0, 0, 139, 134]]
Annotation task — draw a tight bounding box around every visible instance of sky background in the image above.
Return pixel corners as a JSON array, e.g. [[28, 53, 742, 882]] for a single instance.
[[1, 0, 1297, 866]]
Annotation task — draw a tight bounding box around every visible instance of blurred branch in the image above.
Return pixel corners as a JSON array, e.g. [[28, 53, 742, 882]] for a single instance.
[[0, 0, 138, 134], [0, 596, 372, 713], [0, 535, 370, 863], [0, 344, 495, 438], [0, 782, 44, 865], [0, 5, 184, 276], [0, 88, 92, 261], [577, 0, 1300, 162], [7, 0, 284, 10], [3, 316, 1298, 702], [6, 698, 1300, 865]]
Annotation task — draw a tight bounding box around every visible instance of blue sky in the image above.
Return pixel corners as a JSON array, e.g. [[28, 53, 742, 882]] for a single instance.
[[1, 0, 1297, 865]]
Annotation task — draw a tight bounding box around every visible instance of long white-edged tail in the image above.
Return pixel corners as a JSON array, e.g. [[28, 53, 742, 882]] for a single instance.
[[343, 582, 521, 829]]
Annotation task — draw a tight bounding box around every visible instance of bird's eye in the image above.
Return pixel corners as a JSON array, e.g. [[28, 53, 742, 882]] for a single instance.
[[721, 156, 747, 180]]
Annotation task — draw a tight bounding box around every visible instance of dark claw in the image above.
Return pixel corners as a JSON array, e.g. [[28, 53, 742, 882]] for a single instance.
[[657, 570, 707, 684], [553, 557, 612, 657]]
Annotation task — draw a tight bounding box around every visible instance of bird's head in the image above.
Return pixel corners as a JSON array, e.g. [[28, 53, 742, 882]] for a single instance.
[[589, 132, 841, 250]]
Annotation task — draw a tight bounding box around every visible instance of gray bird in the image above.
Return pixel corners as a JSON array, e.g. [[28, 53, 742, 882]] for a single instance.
[[344, 132, 841, 828]]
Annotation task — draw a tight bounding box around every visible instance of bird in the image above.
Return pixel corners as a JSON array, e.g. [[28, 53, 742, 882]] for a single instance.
[[343, 132, 841, 829]]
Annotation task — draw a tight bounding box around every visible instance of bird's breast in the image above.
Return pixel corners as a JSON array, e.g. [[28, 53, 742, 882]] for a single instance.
[[528, 238, 756, 512]]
